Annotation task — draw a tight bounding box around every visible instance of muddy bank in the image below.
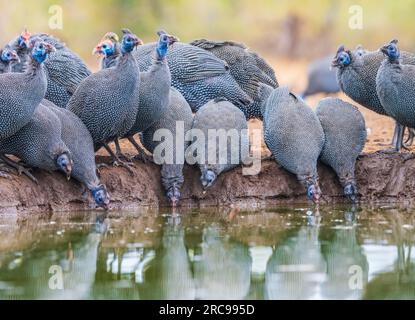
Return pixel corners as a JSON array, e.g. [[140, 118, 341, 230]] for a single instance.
[[0, 152, 415, 214]]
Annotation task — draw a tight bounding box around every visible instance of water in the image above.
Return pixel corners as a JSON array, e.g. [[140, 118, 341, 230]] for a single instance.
[[0, 205, 414, 300]]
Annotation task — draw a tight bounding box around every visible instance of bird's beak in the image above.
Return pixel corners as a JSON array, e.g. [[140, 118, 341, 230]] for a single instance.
[[331, 58, 340, 68], [11, 52, 20, 63], [380, 45, 388, 55], [65, 161, 73, 180], [136, 37, 144, 46], [92, 44, 102, 55], [167, 35, 179, 45], [44, 43, 56, 53]]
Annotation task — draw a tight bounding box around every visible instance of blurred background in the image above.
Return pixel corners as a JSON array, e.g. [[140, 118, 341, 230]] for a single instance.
[[1, 0, 415, 63], [1, 0, 415, 152]]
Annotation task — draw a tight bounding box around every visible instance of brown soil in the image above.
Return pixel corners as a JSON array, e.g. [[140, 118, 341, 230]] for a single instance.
[[1, 153, 415, 214]]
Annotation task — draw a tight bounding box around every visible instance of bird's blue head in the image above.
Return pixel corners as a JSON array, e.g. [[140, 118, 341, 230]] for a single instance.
[[91, 184, 110, 210], [332, 45, 352, 68], [120, 28, 142, 54], [166, 184, 181, 207], [55, 152, 73, 180], [31, 40, 55, 63], [201, 169, 217, 189], [156, 30, 179, 60], [344, 183, 358, 203], [380, 39, 400, 62], [1, 47, 20, 64], [17, 29, 31, 49], [307, 184, 321, 203], [94, 39, 116, 58]]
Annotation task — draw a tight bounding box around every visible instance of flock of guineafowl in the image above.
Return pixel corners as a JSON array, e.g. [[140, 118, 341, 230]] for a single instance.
[[0, 27, 411, 209]]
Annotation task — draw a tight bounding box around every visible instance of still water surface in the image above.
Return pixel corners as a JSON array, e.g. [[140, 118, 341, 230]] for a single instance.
[[0, 206, 414, 300]]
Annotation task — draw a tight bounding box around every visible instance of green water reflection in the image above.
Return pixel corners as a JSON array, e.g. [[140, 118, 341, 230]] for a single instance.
[[0, 206, 414, 300]]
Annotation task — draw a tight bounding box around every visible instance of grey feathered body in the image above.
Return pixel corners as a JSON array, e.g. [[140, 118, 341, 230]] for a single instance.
[[142, 88, 193, 193], [190, 39, 278, 119], [67, 50, 140, 151], [124, 59, 171, 136], [0, 103, 69, 171], [191, 98, 249, 177], [43, 99, 100, 190], [8, 34, 91, 108], [0, 59, 47, 140], [263, 87, 324, 186], [132, 42, 251, 113], [336, 50, 415, 115], [316, 98, 366, 187], [303, 56, 340, 98], [376, 58, 415, 129]]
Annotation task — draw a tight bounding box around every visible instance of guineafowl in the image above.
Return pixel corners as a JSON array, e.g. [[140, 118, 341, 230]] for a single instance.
[[332, 44, 415, 151], [95, 30, 177, 161], [316, 97, 367, 202], [191, 98, 249, 189], [141, 88, 193, 207], [376, 39, 415, 151], [0, 103, 73, 180], [67, 29, 142, 171], [131, 41, 252, 113], [302, 46, 367, 99], [7, 30, 91, 108], [0, 40, 53, 141], [0, 47, 20, 74], [44, 99, 110, 210], [262, 86, 325, 203], [190, 39, 278, 119], [301, 56, 340, 98]]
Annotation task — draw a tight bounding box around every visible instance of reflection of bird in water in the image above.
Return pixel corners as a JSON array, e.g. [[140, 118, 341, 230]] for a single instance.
[[265, 211, 326, 299], [141, 213, 195, 299], [364, 215, 415, 299], [194, 225, 252, 300], [320, 211, 369, 299]]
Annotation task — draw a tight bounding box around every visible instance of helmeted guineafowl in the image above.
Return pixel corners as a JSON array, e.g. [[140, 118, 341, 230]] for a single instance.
[[43, 99, 110, 210], [191, 98, 249, 189], [332, 44, 415, 151], [301, 56, 340, 98], [262, 86, 325, 203], [316, 97, 367, 202], [0, 40, 53, 141], [302, 45, 367, 99], [376, 39, 415, 147], [0, 47, 20, 74], [190, 39, 278, 119], [0, 103, 73, 179], [95, 30, 177, 161], [141, 88, 193, 207], [67, 29, 142, 170], [7, 30, 91, 108], [131, 41, 252, 113]]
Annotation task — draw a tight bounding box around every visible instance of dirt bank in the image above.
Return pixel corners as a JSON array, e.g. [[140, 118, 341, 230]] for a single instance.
[[1, 152, 415, 214]]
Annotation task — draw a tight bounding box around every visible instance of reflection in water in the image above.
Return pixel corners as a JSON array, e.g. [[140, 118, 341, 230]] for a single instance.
[[194, 225, 252, 299], [265, 212, 326, 299], [0, 206, 414, 299]]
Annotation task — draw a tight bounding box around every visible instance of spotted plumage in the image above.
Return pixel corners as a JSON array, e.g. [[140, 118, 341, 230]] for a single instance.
[[262, 87, 325, 203], [43, 99, 110, 209], [0, 103, 73, 177], [67, 30, 141, 153], [316, 97, 366, 202], [191, 98, 249, 188], [0, 41, 53, 140], [142, 88, 193, 206], [7, 31, 91, 107], [190, 39, 278, 119]]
